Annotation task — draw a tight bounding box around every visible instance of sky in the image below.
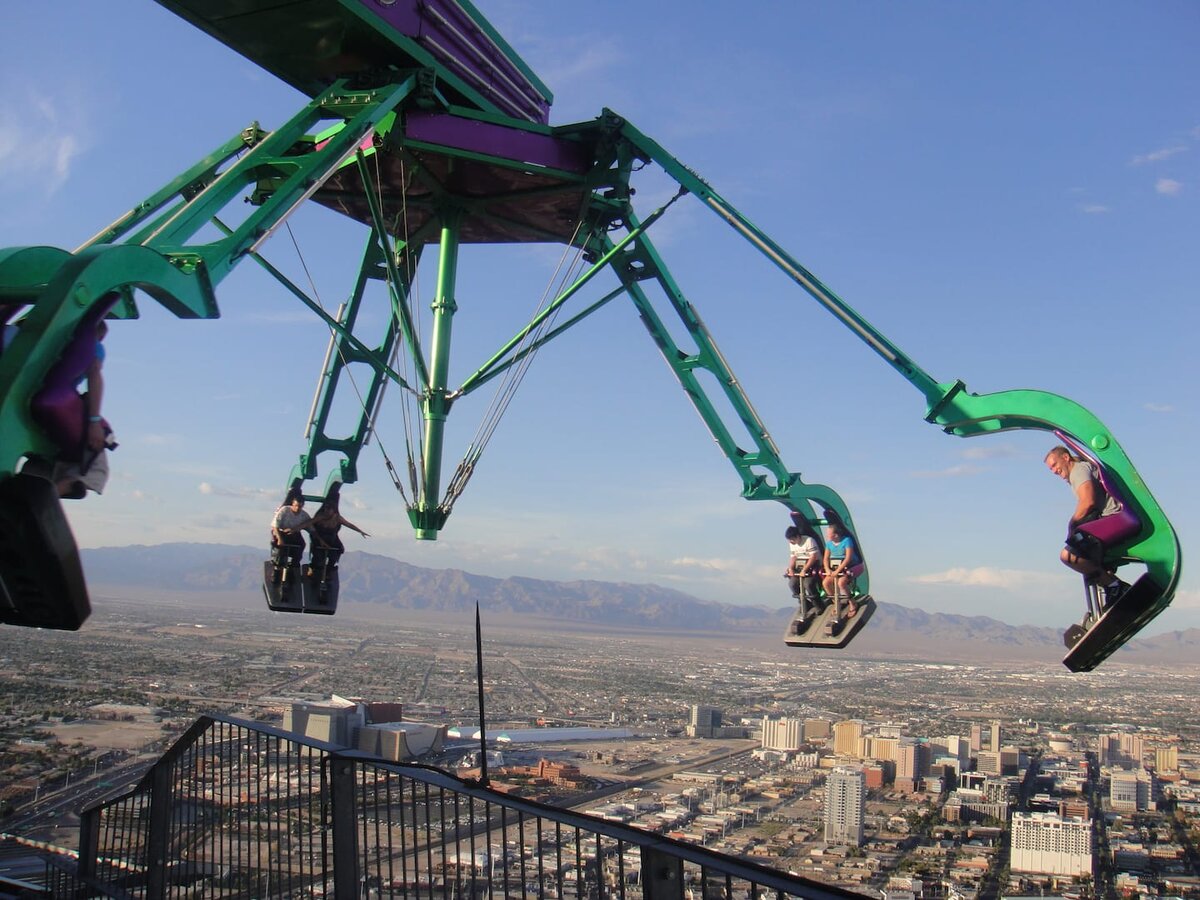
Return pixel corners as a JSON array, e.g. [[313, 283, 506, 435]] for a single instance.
[[2, 1, 1197, 637]]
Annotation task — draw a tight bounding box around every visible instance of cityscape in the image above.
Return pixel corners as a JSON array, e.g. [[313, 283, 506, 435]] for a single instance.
[[2, 591, 1198, 898]]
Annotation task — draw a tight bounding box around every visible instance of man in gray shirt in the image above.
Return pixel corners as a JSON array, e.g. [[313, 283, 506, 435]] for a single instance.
[[1045, 445, 1127, 608]]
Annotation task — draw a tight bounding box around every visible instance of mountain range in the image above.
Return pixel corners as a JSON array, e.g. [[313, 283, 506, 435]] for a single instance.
[[80, 543, 1199, 666]]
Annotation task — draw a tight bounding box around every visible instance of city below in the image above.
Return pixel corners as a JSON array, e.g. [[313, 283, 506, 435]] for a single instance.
[[2, 590, 1198, 899]]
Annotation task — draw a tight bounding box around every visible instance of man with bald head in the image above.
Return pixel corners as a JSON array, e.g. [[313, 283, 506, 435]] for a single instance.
[[1045, 445, 1128, 610]]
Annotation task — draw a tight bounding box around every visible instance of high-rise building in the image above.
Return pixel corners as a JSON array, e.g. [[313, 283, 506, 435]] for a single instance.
[[1155, 746, 1179, 772], [897, 741, 931, 781], [688, 705, 722, 738], [804, 718, 832, 740], [870, 736, 900, 763], [1011, 812, 1093, 877], [761, 717, 805, 752], [970, 721, 1002, 753], [833, 720, 864, 758], [1097, 732, 1144, 769], [1110, 770, 1154, 812], [825, 767, 865, 846], [944, 735, 971, 765]]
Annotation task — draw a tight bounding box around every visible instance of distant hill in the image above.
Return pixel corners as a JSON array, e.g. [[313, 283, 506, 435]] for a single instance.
[[79, 543, 1199, 666]]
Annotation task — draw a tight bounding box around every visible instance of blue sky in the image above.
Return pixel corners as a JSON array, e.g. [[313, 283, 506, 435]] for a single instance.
[[2, 2, 1197, 635]]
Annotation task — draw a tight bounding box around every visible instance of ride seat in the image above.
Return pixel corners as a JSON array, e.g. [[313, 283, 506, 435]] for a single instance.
[[29, 297, 118, 460], [1055, 431, 1142, 547]]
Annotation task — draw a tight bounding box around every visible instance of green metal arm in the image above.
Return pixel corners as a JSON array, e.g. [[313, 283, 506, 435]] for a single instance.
[[597, 220, 865, 589]]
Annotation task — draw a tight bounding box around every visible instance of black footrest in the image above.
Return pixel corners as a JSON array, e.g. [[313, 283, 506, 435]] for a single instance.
[[0, 473, 90, 630]]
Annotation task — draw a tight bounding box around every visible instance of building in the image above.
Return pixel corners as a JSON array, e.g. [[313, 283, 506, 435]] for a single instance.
[[1010, 812, 1093, 877], [284, 696, 365, 745], [897, 741, 931, 783], [976, 748, 1022, 777], [804, 718, 832, 740], [284, 695, 443, 761], [1097, 732, 1144, 769], [688, 705, 722, 738], [357, 722, 445, 761], [869, 736, 900, 763], [761, 717, 804, 752], [943, 789, 1009, 824], [1155, 745, 1179, 772], [824, 767, 865, 846], [833, 720, 864, 758], [1109, 770, 1154, 812]]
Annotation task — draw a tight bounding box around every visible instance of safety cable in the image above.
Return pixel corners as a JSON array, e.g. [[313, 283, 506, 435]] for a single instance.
[[384, 150, 425, 506], [439, 214, 590, 512], [285, 219, 411, 505]]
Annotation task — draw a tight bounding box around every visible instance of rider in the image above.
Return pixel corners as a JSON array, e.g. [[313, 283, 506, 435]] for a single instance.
[[1044, 445, 1128, 609], [270, 488, 312, 580], [784, 525, 822, 615], [308, 488, 369, 573], [51, 319, 113, 499], [822, 522, 858, 618]]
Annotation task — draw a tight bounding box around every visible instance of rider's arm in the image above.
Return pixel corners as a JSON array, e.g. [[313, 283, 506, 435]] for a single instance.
[[84, 349, 106, 451], [1070, 478, 1098, 527], [341, 516, 368, 537]]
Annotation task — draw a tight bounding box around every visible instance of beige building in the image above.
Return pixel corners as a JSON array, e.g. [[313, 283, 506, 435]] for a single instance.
[[1011, 812, 1093, 877], [1154, 745, 1179, 772], [833, 719, 864, 758]]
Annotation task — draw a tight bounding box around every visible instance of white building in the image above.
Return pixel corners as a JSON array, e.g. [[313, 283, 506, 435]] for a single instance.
[[761, 717, 804, 752], [824, 767, 865, 846], [1010, 812, 1093, 877], [1110, 769, 1154, 812]]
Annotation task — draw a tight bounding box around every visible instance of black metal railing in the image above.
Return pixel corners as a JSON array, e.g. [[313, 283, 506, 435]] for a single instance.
[[71, 715, 859, 900]]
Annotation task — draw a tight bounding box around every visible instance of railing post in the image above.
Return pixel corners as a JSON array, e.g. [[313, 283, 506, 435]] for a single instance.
[[145, 762, 172, 900], [641, 846, 684, 900], [330, 755, 361, 898], [76, 806, 99, 888]]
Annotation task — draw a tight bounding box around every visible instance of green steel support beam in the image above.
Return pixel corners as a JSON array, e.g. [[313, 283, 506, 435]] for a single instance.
[[457, 284, 626, 396], [600, 225, 862, 589], [457, 196, 677, 397], [610, 113, 1177, 647], [287, 234, 422, 496], [213, 217, 418, 397], [411, 207, 463, 538], [615, 114, 944, 406]]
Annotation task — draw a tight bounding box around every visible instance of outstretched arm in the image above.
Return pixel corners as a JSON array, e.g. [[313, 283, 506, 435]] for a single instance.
[[341, 516, 369, 537]]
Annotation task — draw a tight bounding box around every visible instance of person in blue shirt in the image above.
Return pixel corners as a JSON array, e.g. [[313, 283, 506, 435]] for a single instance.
[[822, 522, 858, 617]]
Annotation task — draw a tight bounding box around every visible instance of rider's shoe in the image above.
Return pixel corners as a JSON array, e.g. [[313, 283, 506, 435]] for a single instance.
[[1099, 579, 1130, 612]]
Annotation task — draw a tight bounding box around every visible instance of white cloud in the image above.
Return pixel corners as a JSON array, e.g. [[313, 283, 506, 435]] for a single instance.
[[909, 567, 1062, 591], [1155, 178, 1182, 196], [1079, 204, 1110, 215], [0, 91, 87, 196], [198, 481, 274, 500], [1130, 145, 1187, 166], [1144, 402, 1174, 413]]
